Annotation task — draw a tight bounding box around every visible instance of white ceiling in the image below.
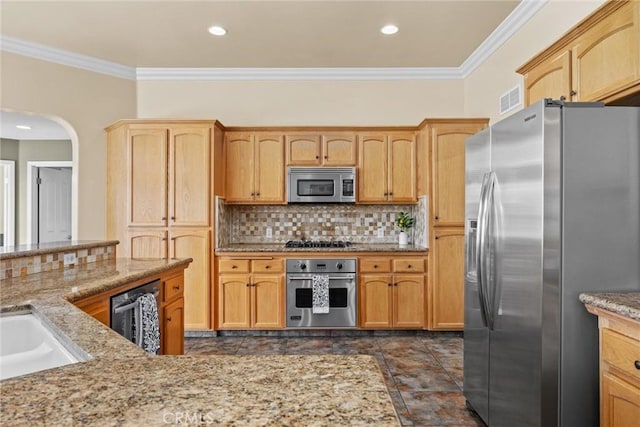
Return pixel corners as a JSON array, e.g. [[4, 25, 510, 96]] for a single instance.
[[0, 0, 521, 68], [0, 111, 71, 140]]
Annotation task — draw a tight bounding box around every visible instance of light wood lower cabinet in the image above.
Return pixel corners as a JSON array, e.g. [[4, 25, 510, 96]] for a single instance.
[[218, 274, 284, 329], [73, 266, 187, 355], [585, 305, 640, 427], [217, 257, 285, 329], [358, 256, 426, 329], [430, 227, 465, 330]]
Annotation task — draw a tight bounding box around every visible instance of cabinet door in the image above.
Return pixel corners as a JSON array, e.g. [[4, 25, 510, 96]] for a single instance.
[[218, 274, 252, 329], [75, 297, 110, 326], [602, 373, 640, 427], [127, 229, 167, 259], [389, 134, 416, 202], [170, 229, 210, 330], [358, 135, 388, 203], [252, 274, 284, 329], [286, 134, 321, 165], [393, 275, 425, 329], [255, 134, 285, 203], [162, 297, 184, 355], [431, 125, 480, 227], [128, 128, 167, 226], [573, 1, 640, 102], [524, 50, 572, 106], [169, 127, 210, 226], [359, 274, 393, 328], [322, 133, 357, 166], [225, 133, 255, 203], [431, 228, 465, 330]]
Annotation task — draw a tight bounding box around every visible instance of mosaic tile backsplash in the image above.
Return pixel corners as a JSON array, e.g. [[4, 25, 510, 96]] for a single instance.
[[216, 197, 428, 247], [1, 245, 116, 279]]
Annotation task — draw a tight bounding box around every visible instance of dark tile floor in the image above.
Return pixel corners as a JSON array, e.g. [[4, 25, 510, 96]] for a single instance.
[[184, 334, 485, 426]]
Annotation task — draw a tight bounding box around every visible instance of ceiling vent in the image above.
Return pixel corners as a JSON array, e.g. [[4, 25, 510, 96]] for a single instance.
[[500, 85, 522, 115]]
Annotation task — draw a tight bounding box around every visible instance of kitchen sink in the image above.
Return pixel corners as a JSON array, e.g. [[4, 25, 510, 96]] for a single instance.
[[0, 310, 86, 380]]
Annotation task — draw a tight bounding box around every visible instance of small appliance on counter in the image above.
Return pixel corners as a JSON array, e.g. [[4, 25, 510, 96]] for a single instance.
[[286, 258, 357, 328], [287, 167, 355, 203]]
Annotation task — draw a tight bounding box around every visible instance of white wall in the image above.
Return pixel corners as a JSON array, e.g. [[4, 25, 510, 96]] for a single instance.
[[137, 79, 466, 125], [0, 52, 137, 241], [464, 0, 607, 122]]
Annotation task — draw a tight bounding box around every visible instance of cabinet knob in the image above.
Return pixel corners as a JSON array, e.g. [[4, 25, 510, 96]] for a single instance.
[[373, 265, 378, 268], [388, 283, 392, 287], [246, 283, 250, 287], [265, 265, 270, 269], [167, 316, 172, 322], [407, 265, 412, 268], [232, 265, 237, 269], [324, 155, 328, 159], [389, 192, 393, 196], [315, 155, 319, 159], [435, 216, 439, 220], [635, 360, 640, 370], [384, 192, 388, 196], [173, 285, 180, 291], [256, 192, 260, 196], [161, 217, 166, 221], [171, 216, 175, 221], [570, 89, 577, 96], [251, 192, 255, 196], [161, 238, 166, 241], [435, 236, 439, 240]]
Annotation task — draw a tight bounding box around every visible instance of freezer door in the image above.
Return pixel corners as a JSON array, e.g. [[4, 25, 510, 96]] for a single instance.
[[488, 101, 552, 427], [463, 127, 491, 423]]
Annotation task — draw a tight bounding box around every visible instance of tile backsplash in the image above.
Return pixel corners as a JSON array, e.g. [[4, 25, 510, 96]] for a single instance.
[[217, 197, 428, 247]]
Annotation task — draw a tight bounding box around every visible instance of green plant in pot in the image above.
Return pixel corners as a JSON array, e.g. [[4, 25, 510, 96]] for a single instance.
[[396, 212, 414, 246]]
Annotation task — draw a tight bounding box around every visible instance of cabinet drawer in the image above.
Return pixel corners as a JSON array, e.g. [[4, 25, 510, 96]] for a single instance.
[[218, 259, 251, 273], [360, 258, 391, 273], [163, 276, 184, 302], [603, 328, 640, 383], [252, 259, 283, 273], [393, 259, 425, 273]]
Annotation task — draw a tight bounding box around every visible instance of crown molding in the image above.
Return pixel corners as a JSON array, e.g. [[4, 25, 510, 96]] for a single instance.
[[0, 35, 136, 80], [460, 0, 549, 78], [136, 67, 464, 81], [1, 0, 547, 82]]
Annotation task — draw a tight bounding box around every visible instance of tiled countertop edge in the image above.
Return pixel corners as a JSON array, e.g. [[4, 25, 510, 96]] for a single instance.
[[0, 240, 119, 260]]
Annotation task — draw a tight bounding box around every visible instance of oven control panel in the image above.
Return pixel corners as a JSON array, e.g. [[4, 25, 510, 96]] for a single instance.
[[286, 258, 356, 274]]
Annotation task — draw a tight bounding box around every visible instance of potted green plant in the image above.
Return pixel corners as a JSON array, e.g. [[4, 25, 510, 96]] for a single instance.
[[396, 212, 414, 246]]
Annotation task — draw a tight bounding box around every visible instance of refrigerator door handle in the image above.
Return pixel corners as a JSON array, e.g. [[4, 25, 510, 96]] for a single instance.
[[476, 172, 491, 327], [482, 172, 498, 330], [487, 172, 503, 330]]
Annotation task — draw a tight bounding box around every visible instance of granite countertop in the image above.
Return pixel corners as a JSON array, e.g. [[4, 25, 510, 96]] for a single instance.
[[216, 243, 428, 253], [579, 291, 640, 321], [0, 240, 119, 260], [0, 259, 399, 426]]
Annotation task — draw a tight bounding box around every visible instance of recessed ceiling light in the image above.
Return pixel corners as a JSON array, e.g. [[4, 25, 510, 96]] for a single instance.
[[16, 125, 31, 130], [381, 24, 399, 35], [208, 26, 227, 36]]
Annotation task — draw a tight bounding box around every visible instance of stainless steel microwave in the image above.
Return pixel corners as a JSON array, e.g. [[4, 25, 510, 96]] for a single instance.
[[287, 167, 356, 203]]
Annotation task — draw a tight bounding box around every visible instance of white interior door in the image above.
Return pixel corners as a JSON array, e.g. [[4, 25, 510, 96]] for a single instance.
[[38, 167, 72, 243]]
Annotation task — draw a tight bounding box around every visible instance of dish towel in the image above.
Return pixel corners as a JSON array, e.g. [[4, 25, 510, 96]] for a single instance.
[[134, 293, 160, 354], [312, 274, 330, 314]]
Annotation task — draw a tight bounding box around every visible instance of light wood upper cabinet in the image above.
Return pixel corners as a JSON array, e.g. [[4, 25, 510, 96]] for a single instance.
[[286, 134, 322, 165], [169, 127, 211, 227], [358, 132, 416, 203], [518, 0, 640, 105], [225, 132, 255, 203], [286, 133, 356, 166], [358, 134, 388, 203], [170, 229, 210, 330], [225, 132, 285, 204], [128, 128, 168, 227], [524, 50, 572, 106], [430, 227, 465, 330], [255, 134, 285, 203], [573, 1, 640, 102], [322, 133, 357, 165], [430, 121, 487, 227], [389, 134, 416, 202]]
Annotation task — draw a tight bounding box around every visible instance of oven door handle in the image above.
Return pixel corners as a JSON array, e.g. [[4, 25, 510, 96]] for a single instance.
[[287, 275, 355, 281]]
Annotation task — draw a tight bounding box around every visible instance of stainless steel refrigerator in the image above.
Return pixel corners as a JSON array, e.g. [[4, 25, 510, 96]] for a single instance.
[[463, 99, 640, 427]]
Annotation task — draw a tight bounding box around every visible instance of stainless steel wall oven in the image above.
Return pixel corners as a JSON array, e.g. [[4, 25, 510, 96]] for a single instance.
[[286, 258, 357, 328]]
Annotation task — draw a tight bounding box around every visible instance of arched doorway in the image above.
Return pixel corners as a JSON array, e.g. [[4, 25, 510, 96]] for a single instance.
[[0, 110, 78, 246]]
